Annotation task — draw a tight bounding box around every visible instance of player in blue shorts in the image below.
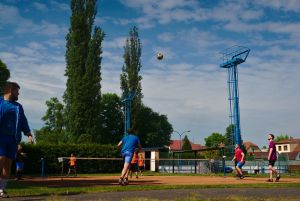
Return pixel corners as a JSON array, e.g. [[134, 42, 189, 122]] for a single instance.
[[117, 128, 141, 185], [0, 82, 33, 198], [232, 144, 245, 179]]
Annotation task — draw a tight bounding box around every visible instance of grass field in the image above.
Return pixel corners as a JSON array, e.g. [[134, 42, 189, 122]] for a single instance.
[[5, 173, 300, 198]]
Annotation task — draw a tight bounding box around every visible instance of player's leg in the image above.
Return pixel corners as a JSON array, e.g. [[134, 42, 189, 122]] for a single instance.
[[74, 166, 77, 176], [0, 157, 12, 198], [67, 167, 71, 176], [267, 160, 274, 182], [236, 162, 245, 179], [271, 161, 280, 182], [234, 161, 240, 177], [135, 164, 138, 178], [129, 165, 133, 178], [0, 137, 17, 198], [119, 151, 133, 185]]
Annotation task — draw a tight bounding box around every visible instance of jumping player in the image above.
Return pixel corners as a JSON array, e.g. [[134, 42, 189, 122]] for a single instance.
[[117, 128, 141, 186], [232, 144, 245, 179], [0, 82, 33, 198], [267, 134, 280, 182]]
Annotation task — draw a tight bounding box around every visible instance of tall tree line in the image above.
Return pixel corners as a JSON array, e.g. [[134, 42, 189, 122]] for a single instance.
[[64, 0, 104, 142], [0, 59, 10, 95], [36, 0, 173, 147]]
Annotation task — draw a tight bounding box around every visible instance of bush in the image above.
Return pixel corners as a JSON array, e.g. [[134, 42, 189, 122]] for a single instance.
[[21, 143, 122, 175]]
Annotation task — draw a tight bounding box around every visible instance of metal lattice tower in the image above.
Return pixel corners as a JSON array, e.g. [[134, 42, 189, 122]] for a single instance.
[[220, 46, 250, 152], [121, 91, 136, 136]]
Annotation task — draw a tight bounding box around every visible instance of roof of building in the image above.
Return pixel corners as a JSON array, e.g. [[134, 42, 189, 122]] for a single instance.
[[277, 138, 300, 144], [169, 140, 205, 151], [287, 152, 300, 160], [243, 141, 261, 152]]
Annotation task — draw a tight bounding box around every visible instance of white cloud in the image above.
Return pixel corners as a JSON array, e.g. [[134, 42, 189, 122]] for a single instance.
[[33, 2, 48, 11], [50, 1, 69, 11], [253, 0, 300, 12], [157, 32, 174, 42], [103, 37, 126, 49]]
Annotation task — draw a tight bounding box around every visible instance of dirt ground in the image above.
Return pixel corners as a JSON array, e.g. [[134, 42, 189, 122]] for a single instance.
[[15, 175, 300, 187]]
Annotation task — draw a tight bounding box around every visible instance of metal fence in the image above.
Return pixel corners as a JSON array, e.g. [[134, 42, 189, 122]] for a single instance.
[[158, 159, 300, 174]]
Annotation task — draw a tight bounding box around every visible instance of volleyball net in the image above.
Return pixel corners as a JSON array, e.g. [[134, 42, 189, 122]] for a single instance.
[[57, 156, 290, 176]]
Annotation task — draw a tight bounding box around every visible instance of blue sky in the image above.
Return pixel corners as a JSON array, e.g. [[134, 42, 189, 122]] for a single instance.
[[0, 0, 300, 147]]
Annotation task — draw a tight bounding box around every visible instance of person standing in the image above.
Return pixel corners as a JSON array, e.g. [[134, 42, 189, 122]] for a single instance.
[[129, 151, 139, 179], [232, 144, 245, 179], [267, 134, 280, 182], [66, 153, 77, 177], [0, 82, 33, 198], [138, 153, 145, 176], [117, 128, 141, 186]]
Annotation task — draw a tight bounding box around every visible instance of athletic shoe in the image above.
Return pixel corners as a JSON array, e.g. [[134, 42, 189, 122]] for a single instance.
[[123, 177, 129, 185], [0, 191, 9, 198], [136, 175, 138, 179], [240, 175, 244, 179], [275, 175, 281, 182], [266, 179, 273, 182], [118, 177, 123, 185]]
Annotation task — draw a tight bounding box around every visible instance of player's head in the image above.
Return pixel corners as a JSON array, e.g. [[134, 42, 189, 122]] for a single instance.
[[71, 153, 74, 157], [4, 81, 20, 101], [268, 134, 275, 140], [128, 128, 134, 134], [234, 144, 239, 149]]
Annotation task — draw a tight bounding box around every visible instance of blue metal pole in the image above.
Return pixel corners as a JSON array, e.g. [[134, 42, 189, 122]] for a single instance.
[[41, 158, 44, 177], [233, 65, 242, 146]]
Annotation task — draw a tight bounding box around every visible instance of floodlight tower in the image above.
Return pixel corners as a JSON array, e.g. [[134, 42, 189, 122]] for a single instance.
[[122, 91, 136, 136], [220, 46, 250, 151]]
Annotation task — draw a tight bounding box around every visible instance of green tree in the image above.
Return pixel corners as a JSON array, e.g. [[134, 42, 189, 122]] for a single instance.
[[35, 97, 72, 144], [35, 127, 72, 144], [182, 135, 192, 150], [275, 134, 290, 142], [204, 132, 224, 147], [42, 97, 65, 133], [224, 124, 235, 156], [0, 59, 10, 95], [134, 105, 172, 147], [64, 0, 104, 141], [99, 93, 123, 144], [224, 124, 234, 147], [120, 26, 143, 130]]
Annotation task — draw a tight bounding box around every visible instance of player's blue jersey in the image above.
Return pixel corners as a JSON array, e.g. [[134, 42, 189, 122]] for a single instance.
[[121, 134, 140, 154], [0, 97, 31, 143]]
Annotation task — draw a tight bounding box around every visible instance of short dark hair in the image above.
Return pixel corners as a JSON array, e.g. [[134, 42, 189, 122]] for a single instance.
[[128, 128, 134, 134], [269, 134, 275, 139], [4, 81, 20, 94]]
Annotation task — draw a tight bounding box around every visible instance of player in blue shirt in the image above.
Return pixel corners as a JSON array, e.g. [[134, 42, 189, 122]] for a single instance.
[[0, 82, 33, 198], [117, 128, 141, 185]]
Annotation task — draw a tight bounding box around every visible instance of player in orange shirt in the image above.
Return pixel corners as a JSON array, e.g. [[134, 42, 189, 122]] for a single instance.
[[129, 151, 139, 179], [67, 153, 77, 176], [138, 153, 145, 176]]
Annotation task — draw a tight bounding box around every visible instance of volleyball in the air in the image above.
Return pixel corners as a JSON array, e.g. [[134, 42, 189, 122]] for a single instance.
[[156, 52, 163, 60]]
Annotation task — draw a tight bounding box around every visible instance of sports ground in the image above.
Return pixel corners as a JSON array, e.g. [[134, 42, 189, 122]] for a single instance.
[[5, 175, 300, 200]]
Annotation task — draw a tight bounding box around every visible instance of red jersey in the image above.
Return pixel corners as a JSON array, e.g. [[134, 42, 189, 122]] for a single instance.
[[234, 148, 244, 162]]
